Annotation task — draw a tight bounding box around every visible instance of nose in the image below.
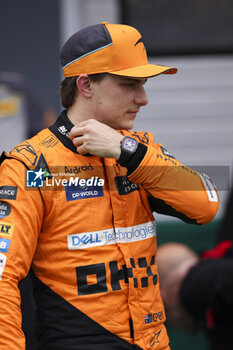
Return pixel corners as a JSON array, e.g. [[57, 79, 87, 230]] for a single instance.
[[135, 85, 149, 106]]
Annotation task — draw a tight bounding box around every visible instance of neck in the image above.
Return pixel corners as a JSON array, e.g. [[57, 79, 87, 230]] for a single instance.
[[67, 97, 95, 125], [67, 105, 84, 125]]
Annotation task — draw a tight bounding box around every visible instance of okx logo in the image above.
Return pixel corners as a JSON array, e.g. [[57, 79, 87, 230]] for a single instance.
[[26, 168, 45, 188]]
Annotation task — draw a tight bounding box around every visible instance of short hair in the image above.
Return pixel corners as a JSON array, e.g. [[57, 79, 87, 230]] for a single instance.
[[60, 73, 108, 109]]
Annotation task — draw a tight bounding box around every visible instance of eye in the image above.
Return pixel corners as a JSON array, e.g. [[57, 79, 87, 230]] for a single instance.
[[125, 82, 137, 87], [121, 79, 147, 88], [122, 81, 140, 88]]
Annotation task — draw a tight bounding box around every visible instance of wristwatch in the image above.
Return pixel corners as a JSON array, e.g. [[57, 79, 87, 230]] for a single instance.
[[118, 136, 138, 165]]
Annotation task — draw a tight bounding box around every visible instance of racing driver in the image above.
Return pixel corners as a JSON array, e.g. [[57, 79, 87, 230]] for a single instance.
[[0, 22, 218, 350]]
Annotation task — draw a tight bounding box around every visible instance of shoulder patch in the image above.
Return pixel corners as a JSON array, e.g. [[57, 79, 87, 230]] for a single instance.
[[11, 141, 38, 166]]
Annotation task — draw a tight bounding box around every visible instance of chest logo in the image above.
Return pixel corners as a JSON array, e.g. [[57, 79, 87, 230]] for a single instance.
[[65, 177, 104, 201]]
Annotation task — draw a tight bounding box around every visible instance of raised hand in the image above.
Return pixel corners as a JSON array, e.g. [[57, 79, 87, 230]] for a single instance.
[[70, 119, 124, 159]]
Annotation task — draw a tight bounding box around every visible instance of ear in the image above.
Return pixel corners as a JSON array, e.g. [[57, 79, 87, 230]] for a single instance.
[[76, 74, 93, 98]]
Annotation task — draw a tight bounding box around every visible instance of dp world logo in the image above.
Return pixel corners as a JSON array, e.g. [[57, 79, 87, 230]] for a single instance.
[[26, 168, 45, 188]]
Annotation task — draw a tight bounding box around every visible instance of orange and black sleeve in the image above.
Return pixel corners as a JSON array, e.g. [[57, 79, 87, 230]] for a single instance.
[[118, 135, 219, 225]]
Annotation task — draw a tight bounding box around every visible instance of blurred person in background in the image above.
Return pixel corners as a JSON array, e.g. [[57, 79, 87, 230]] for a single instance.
[[157, 191, 233, 350]]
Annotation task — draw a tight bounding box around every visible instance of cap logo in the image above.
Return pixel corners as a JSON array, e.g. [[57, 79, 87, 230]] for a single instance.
[[134, 37, 144, 47]]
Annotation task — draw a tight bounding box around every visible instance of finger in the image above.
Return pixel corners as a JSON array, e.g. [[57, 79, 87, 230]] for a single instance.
[[72, 136, 84, 147], [69, 126, 85, 140], [76, 144, 88, 155]]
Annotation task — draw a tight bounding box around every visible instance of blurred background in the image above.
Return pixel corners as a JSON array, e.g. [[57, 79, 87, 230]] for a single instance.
[[0, 1, 233, 349]]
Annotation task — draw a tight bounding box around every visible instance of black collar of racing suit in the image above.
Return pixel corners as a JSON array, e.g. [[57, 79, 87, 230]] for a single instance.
[[49, 109, 78, 154], [49, 110, 147, 167]]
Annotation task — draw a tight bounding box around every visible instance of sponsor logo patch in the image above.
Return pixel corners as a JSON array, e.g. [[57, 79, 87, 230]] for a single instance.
[[65, 178, 104, 201], [144, 314, 153, 324], [159, 145, 176, 159], [0, 222, 14, 238], [0, 186, 17, 200], [0, 253, 7, 280], [0, 238, 11, 253], [115, 176, 139, 195], [199, 173, 218, 202], [144, 311, 164, 324], [0, 201, 11, 219], [67, 221, 156, 250], [58, 125, 69, 138], [75, 253, 157, 295], [150, 330, 161, 346], [39, 135, 59, 148], [64, 163, 94, 174]]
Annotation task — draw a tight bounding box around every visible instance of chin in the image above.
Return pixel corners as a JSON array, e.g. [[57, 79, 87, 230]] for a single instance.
[[118, 121, 135, 131]]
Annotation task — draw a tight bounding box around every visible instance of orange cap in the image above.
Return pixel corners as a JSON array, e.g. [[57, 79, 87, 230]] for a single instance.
[[60, 22, 177, 78]]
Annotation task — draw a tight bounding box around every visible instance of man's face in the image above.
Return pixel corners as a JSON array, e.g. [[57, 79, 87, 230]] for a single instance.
[[91, 74, 149, 130]]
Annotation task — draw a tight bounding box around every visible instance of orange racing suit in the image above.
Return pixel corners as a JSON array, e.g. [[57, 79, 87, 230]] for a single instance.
[[0, 110, 218, 350]]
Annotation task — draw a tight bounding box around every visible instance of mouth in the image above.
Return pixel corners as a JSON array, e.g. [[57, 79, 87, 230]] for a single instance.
[[127, 110, 139, 119]]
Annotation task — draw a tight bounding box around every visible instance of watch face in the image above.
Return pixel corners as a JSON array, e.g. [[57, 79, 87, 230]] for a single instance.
[[123, 137, 138, 152]]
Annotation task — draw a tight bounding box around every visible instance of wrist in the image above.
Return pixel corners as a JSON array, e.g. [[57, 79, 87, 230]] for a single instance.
[[114, 134, 124, 160], [117, 136, 138, 165]]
